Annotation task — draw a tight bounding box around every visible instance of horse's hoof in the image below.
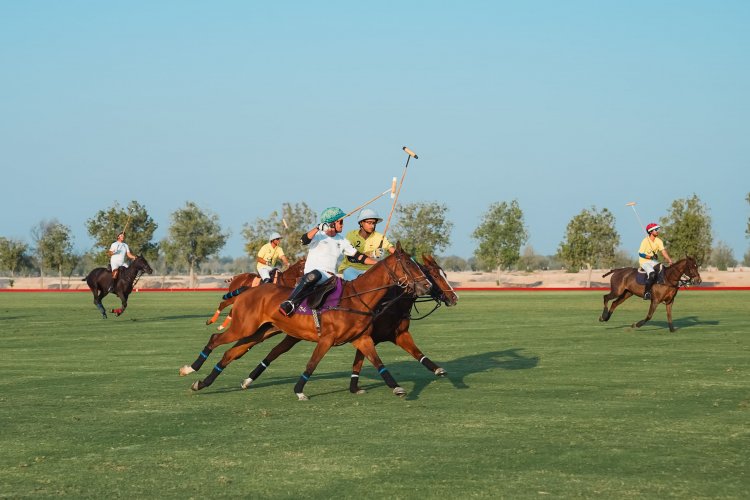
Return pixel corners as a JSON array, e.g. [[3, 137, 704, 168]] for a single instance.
[[205, 319, 213, 325], [240, 377, 253, 389], [191, 381, 201, 391], [434, 367, 447, 376], [393, 386, 406, 397], [179, 365, 195, 377], [296, 392, 309, 401], [217, 325, 225, 331]]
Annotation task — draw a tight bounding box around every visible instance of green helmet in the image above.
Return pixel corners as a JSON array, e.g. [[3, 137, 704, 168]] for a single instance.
[[320, 207, 345, 224]]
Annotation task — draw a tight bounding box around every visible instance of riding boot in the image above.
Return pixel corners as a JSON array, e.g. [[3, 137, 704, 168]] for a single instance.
[[279, 271, 321, 317], [643, 272, 655, 300], [108, 270, 118, 293]]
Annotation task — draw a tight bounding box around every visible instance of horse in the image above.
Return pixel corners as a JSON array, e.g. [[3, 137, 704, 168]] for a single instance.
[[205, 259, 306, 330], [238, 254, 459, 394], [83, 256, 153, 318], [599, 256, 702, 332], [179, 243, 432, 400]]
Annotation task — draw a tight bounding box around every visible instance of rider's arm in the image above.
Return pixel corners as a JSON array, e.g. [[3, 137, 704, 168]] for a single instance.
[[662, 249, 673, 265], [346, 252, 377, 266]]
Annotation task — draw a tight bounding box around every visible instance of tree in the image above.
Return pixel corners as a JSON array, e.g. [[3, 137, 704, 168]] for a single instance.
[[472, 200, 528, 274], [660, 194, 712, 266], [31, 220, 76, 288], [557, 207, 620, 285], [709, 241, 737, 271], [0, 237, 29, 277], [438, 255, 469, 272], [390, 202, 453, 259], [86, 200, 159, 264], [241, 202, 316, 263], [161, 202, 229, 287]]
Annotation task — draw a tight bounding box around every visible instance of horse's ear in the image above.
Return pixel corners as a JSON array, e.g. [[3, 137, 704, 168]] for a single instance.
[[395, 241, 402, 252]]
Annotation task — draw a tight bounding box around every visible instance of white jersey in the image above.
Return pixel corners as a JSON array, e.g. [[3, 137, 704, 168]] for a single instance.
[[304, 232, 357, 278], [109, 241, 131, 269]]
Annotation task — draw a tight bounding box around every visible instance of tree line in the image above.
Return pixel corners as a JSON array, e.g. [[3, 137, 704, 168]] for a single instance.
[[1, 193, 749, 287]]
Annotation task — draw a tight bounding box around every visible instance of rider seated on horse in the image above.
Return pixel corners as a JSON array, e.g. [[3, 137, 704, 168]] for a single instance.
[[107, 231, 137, 292], [639, 223, 673, 300], [279, 207, 379, 317], [257, 232, 290, 284]]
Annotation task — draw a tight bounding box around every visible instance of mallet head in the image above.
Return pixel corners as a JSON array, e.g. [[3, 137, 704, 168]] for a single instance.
[[390, 177, 397, 199], [402, 146, 418, 159]]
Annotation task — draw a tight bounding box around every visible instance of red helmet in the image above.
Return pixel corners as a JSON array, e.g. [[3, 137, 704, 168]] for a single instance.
[[646, 223, 661, 234]]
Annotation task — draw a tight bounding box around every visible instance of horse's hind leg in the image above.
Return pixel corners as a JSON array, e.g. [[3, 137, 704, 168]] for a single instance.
[[665, 302, 675, 332], [600, 290, 620, 321], [206, 296, 237, 326], [350, 336, 406, 397], [603, 291, 633, 323], [241, 335, 300, 389], [632, 301, 658, 330], [349, 349, 368, 394]]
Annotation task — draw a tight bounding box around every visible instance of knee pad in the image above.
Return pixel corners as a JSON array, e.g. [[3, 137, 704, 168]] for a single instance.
[[303, 270, 322, 284]]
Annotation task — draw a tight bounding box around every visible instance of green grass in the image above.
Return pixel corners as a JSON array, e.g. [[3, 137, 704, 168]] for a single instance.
[[0, 290, 748, 498]]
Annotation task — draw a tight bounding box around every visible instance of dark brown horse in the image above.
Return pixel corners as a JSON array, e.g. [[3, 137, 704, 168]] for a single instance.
[[238, 254, 459, 394], [179, 243, 432, 400], [599, 256, 702, 332], [83, 256, 153, 318], [205, 259, 306, 330]]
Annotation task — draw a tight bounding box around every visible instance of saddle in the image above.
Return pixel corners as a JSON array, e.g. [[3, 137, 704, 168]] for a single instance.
[[636, 265, 664, 285], [296, 276, 343, 315]]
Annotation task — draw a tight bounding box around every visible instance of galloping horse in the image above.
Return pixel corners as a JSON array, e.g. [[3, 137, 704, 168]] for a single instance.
[[179, 243, 432, 400], [239, 254, 459, 394], [205, 259, 306, 330], [83, 256, 153, 318], [599, 256, 702, 332]]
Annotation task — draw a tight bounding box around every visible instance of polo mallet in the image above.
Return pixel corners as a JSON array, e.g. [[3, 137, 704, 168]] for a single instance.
[[342, 178, 398, 220], [626, 201, 657, 255], [381, 146, 418, 241]]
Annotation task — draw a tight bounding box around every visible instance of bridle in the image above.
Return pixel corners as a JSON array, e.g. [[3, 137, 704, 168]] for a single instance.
[[662, 259, 701, 288], [409, 263, 457, 320]]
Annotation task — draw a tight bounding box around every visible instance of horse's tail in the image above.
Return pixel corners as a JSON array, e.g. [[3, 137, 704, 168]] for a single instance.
[[602, 270, 615, 278]]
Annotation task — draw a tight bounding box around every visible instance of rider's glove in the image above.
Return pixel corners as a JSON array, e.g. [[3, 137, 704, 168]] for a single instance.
[[317, 223, 330, 232], [371, 248, 384, 259]]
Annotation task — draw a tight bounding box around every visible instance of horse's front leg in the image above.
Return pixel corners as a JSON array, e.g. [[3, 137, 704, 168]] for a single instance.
[[665, 302, 675, 332], [111, 293, 128, 317], [394, 329, 446, 376], [241, 334, 300, 389], [180, 322, 261, 376], [192, 336, 263, 391], [293, 334, 337, 401], [632, 300, 659, 329], [351, 335, 405, 397]]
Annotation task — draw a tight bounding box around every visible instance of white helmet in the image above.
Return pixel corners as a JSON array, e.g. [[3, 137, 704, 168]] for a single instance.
[[269, 232, 282, 241], [358, 208, 383, 224]]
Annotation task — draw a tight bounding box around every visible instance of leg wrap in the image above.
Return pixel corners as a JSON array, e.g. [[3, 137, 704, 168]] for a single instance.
[[294, 371, 312, 394], [191, 348, 213, 371], [419, 356, 440, 373], [349, 374, 360, 393], [222, 286, 248, 301], [378, 366, 398, 389], [248, 358, 272, 380]]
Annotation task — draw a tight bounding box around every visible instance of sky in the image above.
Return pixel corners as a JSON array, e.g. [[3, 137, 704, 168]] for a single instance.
[[2, 1, 749, 262]]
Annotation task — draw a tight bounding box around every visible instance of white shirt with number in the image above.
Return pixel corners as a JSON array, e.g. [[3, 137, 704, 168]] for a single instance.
[[109, 241, 131, 270]]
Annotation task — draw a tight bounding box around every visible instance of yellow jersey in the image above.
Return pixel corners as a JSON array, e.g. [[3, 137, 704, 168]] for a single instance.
[[256, 243, 285, 270], [638, 236, 664, 266], [337, 229, 393, 273]]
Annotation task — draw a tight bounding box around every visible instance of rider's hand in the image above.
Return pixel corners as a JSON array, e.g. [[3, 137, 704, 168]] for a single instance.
[[371, 248, 384, 259], [317, 223, 330, 232]]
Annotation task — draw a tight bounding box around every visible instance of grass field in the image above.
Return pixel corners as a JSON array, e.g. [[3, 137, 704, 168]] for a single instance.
[[0, 290, 748, 498]]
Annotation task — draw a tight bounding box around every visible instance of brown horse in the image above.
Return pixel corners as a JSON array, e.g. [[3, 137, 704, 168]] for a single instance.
[[239, 254, 459, 394], [83, 256, 153, 318], [179, 243, 432, 400], [599, 256, 702, 332], [205, 259, 306, 330]]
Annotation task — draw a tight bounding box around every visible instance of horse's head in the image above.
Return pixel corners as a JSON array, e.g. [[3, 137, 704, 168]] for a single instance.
[[420, 254, 458, 306], [381, 242, 432, 296], [133, 256, 154, 275], [680, 256, 702, 285]]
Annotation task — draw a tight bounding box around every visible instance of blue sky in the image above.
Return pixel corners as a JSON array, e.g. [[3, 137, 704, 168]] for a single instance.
[[2, 1, 748, 261]]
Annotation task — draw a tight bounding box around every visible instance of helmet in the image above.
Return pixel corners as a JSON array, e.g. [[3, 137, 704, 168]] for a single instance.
[[357, 208, 383, 224], [320, 207, 346, 224], [646, 223, 661, 234], [268, 232, 282, 242]]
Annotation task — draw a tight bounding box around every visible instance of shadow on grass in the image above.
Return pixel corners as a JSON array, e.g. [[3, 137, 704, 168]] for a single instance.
[[600, 314, 719, 332], [185, 348, 540, 401]]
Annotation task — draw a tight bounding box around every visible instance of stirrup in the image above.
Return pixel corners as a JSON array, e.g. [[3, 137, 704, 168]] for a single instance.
[[279, 301, 295, 317], [643, 291, 651, 300]]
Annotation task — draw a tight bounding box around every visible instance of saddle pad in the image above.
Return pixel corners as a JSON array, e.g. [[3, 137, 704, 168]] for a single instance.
[[296, 277, 344, 315], [636, 268, 664, 285]]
